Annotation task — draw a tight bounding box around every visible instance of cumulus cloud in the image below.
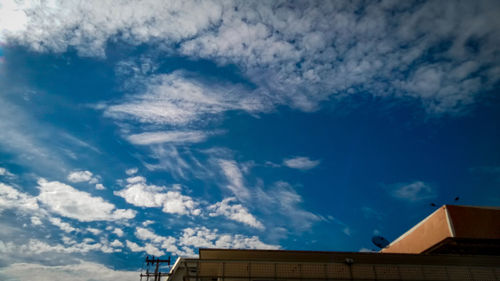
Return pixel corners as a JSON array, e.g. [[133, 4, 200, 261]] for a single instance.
[[124, 226, 278, 257], [86, 228, 102, 235], [134, 227, 180, 254], [0, 260, 137, 281], [114, 176, 201, 216], [386, 181, 437, 202], [283, 157, 320, 170], [208, 197, 264, 230], [112, 228, 124, 237], [6, 238, 118, 255], [67, 171, 94, 183], [0, 183, 40, 213], [125, 240, 164, 257], [30, 216, 42, 226], [37, 179, 136, 222], [179, 227, 279, 250], [110, 240, 123, 248], [218, 159, 250, 201], [67, 170, 104, 190], [49, 217, 77, 233]]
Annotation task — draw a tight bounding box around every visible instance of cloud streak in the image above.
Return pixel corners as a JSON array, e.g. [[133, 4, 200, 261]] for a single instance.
[[283, 157, 320, 170], [127, 130, 209, 145], [386, 181, 437, 202]]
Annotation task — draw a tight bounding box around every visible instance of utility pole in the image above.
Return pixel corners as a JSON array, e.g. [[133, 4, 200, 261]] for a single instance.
[[140, 256, 171, 281]]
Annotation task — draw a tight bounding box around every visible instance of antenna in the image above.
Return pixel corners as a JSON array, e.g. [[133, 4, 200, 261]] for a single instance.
[[140, 255, 172, 281], [371, 235, 390, 249], [429, 195, 460, 208]]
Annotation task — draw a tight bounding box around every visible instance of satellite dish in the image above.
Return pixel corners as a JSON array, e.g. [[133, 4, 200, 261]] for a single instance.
[[371, 235, 390, 249]]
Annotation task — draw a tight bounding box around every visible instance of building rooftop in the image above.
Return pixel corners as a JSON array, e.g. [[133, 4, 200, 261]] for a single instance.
[[381, 205, 500, 255]]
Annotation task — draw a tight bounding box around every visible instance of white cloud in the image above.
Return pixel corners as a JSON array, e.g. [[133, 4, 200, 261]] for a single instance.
[[104, 72, 268, 126], [110, 239, 124, 248], [125, 168, 138, 176], [67, 171, 94, 183], [283, 157, 320, 170], [37, 179, 136, 222], [17, 239, 115, 255], [180, 1, 500, 114], [127, 131, 208, 145], [0, 0, 223, 55], [67, 171, 103, 189], [256, 181, 320, 230], [359, 248, 376, 253], [0, 261, 137, 281], [86, 228, 102, 235], [0, 167, 15, 178], [208, 197, 264, 230], [49, 217, 77, 233], [114, 176, 201, 216], [30, 216, 42, 226], [134, 227, 180, 254], [386, 181, 437, 202], [125, 240, 164, 256], [0, 183, 39, 213], [218, 160, 250, 201], [2, 1, 499, 115], [179, 227, 279, 250], [142, 145, 193, 180], [112, 228, 124, 237]]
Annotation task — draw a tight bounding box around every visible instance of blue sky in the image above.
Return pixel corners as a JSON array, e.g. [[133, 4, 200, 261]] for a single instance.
[[1, 0, 500, 280]]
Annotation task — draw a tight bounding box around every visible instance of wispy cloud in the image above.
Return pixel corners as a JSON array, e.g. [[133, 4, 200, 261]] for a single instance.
[[127, 130, 208, 145], [361, 207, 384, 221], [104, 72, 268, 126], [218, 159, 251, 201], [208, 197, 264, 230], [386, 181, 437, 202], [125, 168, 138, 176], [257, 181, 321, 230], [283, 156, 320, 170]]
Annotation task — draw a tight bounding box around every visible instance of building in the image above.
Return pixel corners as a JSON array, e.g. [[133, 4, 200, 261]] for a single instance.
[[381, 205, 500, 255], [163, 205, 500, 281]]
